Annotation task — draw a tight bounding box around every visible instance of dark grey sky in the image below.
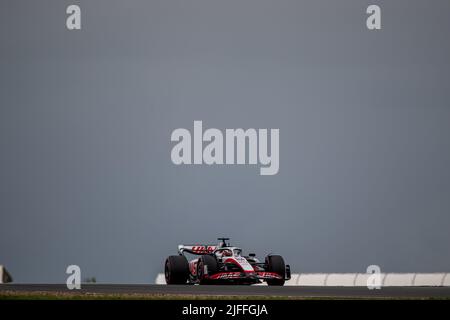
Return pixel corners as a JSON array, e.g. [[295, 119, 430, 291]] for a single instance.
[[1, 0, 450, 283]]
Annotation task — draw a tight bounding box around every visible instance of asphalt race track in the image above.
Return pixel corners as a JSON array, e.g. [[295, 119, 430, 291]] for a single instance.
[[1, 284, 450, 298]]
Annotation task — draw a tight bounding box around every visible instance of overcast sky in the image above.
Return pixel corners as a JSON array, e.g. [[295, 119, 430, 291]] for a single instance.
[[1, 0, 450, 283]]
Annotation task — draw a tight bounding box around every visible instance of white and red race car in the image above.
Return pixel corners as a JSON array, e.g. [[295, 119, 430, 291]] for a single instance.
[[164, 238, 291, 285]]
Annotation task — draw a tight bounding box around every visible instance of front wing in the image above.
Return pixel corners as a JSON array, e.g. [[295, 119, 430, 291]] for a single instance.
[[206, 271, 284, 281]]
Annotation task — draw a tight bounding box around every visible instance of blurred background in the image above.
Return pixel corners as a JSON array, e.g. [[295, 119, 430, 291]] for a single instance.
[[1, 0, 450, 283]]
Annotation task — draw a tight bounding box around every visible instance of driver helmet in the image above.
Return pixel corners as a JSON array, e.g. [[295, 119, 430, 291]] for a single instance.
[[222, 249, 232, 257]]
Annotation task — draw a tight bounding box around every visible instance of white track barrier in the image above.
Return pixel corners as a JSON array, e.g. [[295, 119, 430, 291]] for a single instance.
[[296, 273, 327, 286], [383, 273, 416, 286], [155, 273, 166, 285], [443, 274, 450, 286], [413, 273, 447, 286], [155, 272, 450, 286], [0, 265, 13, 283], [326, 273, 358, 286]]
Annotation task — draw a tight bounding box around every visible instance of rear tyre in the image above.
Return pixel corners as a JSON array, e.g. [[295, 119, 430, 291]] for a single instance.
[[165, 255, 189, 284], [197, 255, 218, 284], [265, 255, 286, 286]]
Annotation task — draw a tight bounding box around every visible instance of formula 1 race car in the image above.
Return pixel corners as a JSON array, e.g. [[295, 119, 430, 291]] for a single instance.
[[164, 238, 291, 285]]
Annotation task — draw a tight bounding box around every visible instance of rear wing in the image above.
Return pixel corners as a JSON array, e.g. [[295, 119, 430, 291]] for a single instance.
[[178, 245, 217, 255]]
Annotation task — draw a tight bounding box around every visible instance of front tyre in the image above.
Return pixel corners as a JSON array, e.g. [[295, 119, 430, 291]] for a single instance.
[[197, 255, 218, 285], [265, 255, 286, 286], [165, 255, 189, 284]]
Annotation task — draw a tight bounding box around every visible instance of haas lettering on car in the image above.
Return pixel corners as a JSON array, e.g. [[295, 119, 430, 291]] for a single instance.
[[191, 246, 215, 254]]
